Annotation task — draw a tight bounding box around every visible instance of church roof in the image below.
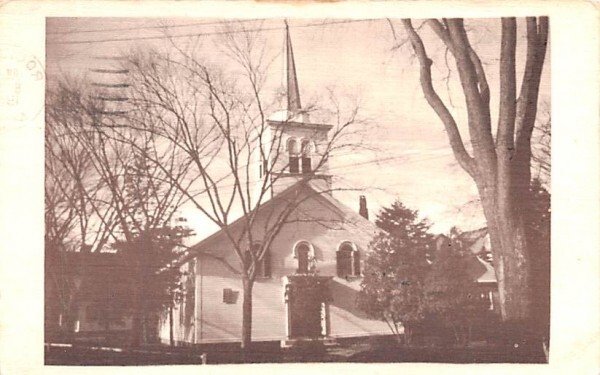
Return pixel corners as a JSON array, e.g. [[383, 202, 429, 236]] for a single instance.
[[180, 179, 378, 264], [284, 20, 301, 114]]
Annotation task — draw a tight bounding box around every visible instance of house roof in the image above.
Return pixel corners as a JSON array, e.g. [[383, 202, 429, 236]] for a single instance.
[[434, 228, 496, 284], [460, 227, 489, 255], [475, 256, 496, 284]]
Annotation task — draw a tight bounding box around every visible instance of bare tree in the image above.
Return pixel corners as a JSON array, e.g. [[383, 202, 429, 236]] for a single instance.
[[45, 77, 196, 346], [532, 103, 551, 185], [45, 81, 120, 337], [121, 26, 363, 350], [398, 17, 549, 326]]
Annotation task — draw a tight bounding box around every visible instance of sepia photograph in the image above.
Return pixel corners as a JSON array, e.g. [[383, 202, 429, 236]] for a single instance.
[[42, 16, 553, 365]]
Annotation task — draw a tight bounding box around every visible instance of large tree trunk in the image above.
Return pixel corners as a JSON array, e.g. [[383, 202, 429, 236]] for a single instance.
[[478, 183, 531, 322], [241, 277, 254, 352]]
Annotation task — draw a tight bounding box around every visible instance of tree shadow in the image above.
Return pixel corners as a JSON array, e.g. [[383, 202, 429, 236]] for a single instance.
[[328, 280, 370, 320]]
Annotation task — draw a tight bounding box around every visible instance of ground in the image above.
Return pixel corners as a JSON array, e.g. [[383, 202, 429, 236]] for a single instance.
[[45, 334, 547, 365]]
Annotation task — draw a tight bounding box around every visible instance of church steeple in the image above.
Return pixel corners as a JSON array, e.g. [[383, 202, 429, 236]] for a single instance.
[[284, 20, 302, 113], [261, 21, 333, 198]]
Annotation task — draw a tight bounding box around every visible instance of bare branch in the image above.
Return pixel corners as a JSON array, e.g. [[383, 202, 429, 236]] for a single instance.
[[401, 19, 475, 177]]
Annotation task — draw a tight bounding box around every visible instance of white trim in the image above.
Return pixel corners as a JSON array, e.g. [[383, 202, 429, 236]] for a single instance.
[[337, 240, 358, 252], [291, 240, 315, 258], [282, 276, 290, 340], [337, 241, 360, 277]]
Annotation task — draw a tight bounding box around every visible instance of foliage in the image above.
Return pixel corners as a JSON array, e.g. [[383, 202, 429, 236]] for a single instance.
[[110, 225, 193, 339], [44, 77, 194, 344], [374, 201, 432, 241], [81, 255, 134, 331], [524, 179, 551, 340], [422, 231, 487, 345], [358, 200, 432, 345]]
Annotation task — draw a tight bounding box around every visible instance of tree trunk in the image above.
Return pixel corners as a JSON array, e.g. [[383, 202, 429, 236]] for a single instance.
[[131, 295, 142, 347], [169, 304, 174, 347], [241, 277, 254, 352], [404, 325, 412, 347], [478, 183, 531, 323], [130, 247, 144, 347]]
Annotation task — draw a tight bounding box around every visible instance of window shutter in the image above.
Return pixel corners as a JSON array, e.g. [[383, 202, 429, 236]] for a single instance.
[[244, 250, 251, 271], [353, 250, 361, 276], [301, 157, 311, 174], [289, 157, 300, 173], [255, 255, 263, 277], [263, 249, 271, 277]]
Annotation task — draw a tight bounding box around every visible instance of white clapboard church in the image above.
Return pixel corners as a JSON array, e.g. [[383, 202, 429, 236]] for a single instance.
[[158, 24, 391, 346]]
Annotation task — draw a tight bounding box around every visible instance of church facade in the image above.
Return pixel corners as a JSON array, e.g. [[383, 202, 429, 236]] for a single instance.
[[157, 25, 391, 346]]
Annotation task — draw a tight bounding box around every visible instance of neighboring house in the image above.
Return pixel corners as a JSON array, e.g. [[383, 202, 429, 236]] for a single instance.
[[434, 228, 499, 313], [158, 26, 391, 346], [45, 250, 134, 341]]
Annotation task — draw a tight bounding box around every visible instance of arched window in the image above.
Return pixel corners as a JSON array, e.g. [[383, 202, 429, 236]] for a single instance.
[[287, 138, 300, 174], [301, 139, 312, 174], [247, 243, 271, 278], [293, 241, 314, 274], [336, 242, 361, 278]]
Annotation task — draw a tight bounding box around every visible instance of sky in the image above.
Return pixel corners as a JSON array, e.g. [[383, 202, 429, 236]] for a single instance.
[[45, 17, 550, 239]]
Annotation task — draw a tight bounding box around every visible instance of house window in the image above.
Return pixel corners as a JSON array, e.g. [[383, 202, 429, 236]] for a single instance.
[[336, 242, 361, 278], [295, 242, 311, 274], [288, 138, 300, 173], [301, 139, 312, 174]]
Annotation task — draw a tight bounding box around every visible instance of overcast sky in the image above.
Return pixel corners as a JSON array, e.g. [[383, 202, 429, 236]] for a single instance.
[[46, 17, 550, 238]]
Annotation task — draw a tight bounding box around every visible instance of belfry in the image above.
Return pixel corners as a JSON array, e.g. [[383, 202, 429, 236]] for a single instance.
[[263, 21, 333, 197]]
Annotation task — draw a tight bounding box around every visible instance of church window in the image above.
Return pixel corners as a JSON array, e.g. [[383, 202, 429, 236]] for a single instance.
[[301, 139, 312, 174], [336, 241, 361, 278], [223, 288, 239, 304], [288, 138, 300, 173], [245, 243, 272, 278]]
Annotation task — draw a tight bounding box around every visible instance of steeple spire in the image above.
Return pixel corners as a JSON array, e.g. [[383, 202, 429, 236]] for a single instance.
[[284, 20, 302, 113]]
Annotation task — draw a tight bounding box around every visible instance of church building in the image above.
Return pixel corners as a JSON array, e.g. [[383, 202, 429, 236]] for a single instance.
[[158, 24, 391, 346]]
